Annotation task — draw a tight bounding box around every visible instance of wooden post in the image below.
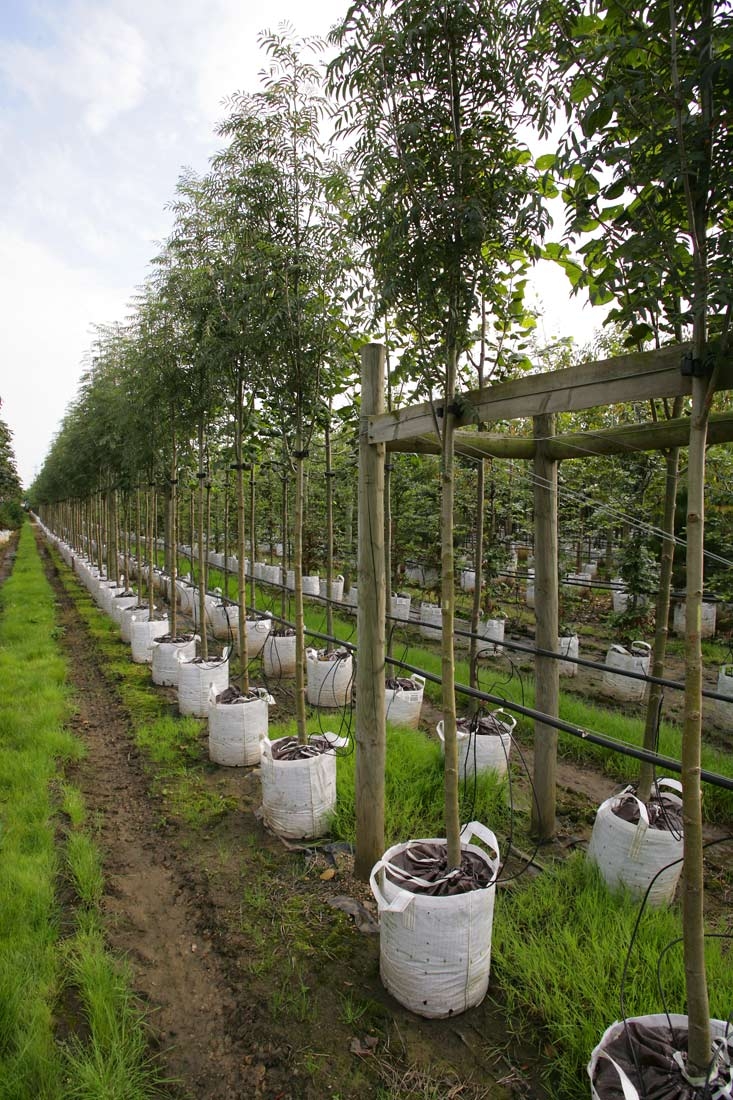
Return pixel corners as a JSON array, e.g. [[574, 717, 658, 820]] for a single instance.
[[355, 343, 386, 881], [531, 413, 559, 841]]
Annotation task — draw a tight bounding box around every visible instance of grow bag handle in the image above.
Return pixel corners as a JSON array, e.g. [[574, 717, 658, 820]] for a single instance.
[[436, 719, 469, 744], [656, 777, 682, 797], [613, 786, 650, 861], [369, 861, 416, 916], [491, 709, 517, 733], [460, 821, 500, 867], [590, 1048, 640, 1100]]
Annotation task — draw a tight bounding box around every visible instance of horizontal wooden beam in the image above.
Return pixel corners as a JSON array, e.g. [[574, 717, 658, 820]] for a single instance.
[[371, 344, 733, 445], [385, 411, 733, 461]]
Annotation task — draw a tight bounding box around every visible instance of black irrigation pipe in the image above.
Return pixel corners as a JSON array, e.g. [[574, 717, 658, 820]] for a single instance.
[[174, 562, 733, 701], [452, 625, 733, 704], [386, 654, 733, 794], [47, 536, 733, 793]]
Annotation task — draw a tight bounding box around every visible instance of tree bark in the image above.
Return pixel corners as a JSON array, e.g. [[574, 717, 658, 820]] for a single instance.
[[355, 343, 386, 880], [531, 413, 559, 841]]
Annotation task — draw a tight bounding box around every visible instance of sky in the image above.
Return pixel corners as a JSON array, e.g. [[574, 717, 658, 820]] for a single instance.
[[0, 0, 607, 489]]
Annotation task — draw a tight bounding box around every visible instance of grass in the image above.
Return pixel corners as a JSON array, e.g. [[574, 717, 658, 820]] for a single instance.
[[493, 853, 733, 1100], [0, 522, 167, 1099]]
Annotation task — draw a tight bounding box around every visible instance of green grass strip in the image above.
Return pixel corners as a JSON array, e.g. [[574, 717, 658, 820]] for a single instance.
[[492, 854, 733, 1100], [0, 522, 166, 1099]]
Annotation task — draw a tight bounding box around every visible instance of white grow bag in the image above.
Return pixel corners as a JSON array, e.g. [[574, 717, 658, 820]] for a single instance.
[[120, 604, 149, 644], [319, 575, 344, 602], [151, 636, 197, 686], [385, 676, 425, 729], [302, 575, 320, 597], [478, 618, 505, 656], [130, 618, 169, 664], [716, 665, 733, 726], [240, 615, 272, 659], [207, 687, 274, 767], [587, 779, 683, 905], [390, 594, 411, 622], [672, 599, 717, 638], [177, 652, 230, 718], [370, 822, 500, 1019], [558, 634, 579, 677], [262, 634, 297, 678], [460, 569, 477, 592], [306, 650, 354, 708], [110, 593, 138, 626], [420, 602, 442, 640], [208, 600, 238, 641], [611, 578, 629, 614], [588, 1014, 733, 1100], [260, 735, 345, 839], [285, 569, 295, 591], [175, 579, 196, 614], [437, 710, 516, 779], [602, 642, 651, 702]]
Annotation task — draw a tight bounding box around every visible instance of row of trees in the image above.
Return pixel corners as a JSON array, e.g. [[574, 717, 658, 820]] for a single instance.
[[31, 2, 730, 1078], [0, 403, 23, 530]]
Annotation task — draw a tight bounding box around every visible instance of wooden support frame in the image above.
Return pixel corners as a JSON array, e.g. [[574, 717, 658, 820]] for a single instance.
[[370, 345, 733, 446], [356, 340, 733, 866], [386, 411, 733, 462]]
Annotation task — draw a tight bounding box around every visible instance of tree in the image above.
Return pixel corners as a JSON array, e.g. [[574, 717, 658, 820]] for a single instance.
[[222, 26, 356, 744], [0, 407, 23, 529], [329, 0, 549, 867], [544, 0, 732, 1076]]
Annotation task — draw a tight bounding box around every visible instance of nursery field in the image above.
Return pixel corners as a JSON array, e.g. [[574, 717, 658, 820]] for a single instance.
[[4, 521, 732, 1100]]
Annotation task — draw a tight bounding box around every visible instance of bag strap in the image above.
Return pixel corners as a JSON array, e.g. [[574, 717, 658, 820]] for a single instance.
[[592, 1048, 640, 1100]]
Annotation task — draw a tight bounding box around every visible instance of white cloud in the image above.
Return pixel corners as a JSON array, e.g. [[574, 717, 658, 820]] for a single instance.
[[0, 228, 132, 486], [0, 5, 147, 135]]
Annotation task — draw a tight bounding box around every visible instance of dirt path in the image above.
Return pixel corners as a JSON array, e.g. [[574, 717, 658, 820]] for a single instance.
[[44, 538, 278, 1099]]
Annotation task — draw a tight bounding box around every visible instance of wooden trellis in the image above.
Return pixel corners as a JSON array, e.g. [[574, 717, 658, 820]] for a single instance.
[[355, 342, 733, 877]]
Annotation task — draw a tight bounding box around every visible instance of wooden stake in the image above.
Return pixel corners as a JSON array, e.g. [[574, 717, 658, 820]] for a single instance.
[[355, 343, 386, 881], [531, 413, 559, 841]]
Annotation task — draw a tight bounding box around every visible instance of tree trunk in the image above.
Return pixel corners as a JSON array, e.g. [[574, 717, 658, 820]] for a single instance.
[[325, 404, 334, 638], [441, 343, 460, 869], [682, 373, 711, 1072], [355, 343, 386, 880], [531, 414, 559, 842], [638, 396, 684, 801], [235, 382, 250, 693], [197, 423, 208, 660], [469, 458, 486, 706], [294, 431, 308, 745], [169, 427, 178, 639], [249, 465, 256, 612]]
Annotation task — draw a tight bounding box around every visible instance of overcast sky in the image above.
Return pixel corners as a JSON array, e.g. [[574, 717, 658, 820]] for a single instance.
[[1, 0, 606, 489]]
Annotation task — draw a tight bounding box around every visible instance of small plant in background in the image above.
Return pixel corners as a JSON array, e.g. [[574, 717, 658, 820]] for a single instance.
[[611, 536, 659, 644]]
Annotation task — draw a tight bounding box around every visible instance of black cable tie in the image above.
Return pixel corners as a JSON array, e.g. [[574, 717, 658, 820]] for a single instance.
[[293, 449, 310, 459], [681, 351, 714, 378], [325, 471, 337, 478], [196, 472, 207, 479], [170, 479, 178, 485]]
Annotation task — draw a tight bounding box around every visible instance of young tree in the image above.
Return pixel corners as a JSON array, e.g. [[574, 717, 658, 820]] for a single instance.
[[329, 0, 549, 866], [545, 0, 732, 1076]]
